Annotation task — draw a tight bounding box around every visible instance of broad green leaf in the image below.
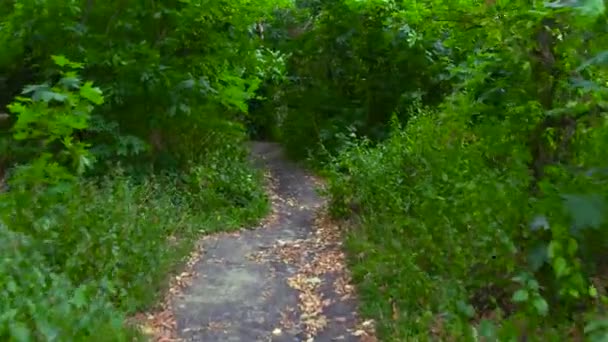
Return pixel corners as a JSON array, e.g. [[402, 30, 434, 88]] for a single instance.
[[577, 51, 608, 72], [546, 0, 605, 16], [562, 194, 606, 231], [512, 289, 529, 302], [178, 79, 196, 89], [21, 84, 50, 95], [79, 82, 104, 105], [579, 0, 605, 16], [553, 257, 569, 278], [9, 322, 30, 342], [71, 286, 87, 308], [533, 297, 549, 316], [585, 318, 608, 333], [528, 243, 548, 271], [51, 54, 71, 67], [530, 215, 550, 231], [59, 76, 82, 89], [456, 300, 476, 318], [34, 90, 68, 103], [51, 55, 83, 69], [547, 240, 561, 259], [590, 285, 599, 297], [478, 319, 497, 338]]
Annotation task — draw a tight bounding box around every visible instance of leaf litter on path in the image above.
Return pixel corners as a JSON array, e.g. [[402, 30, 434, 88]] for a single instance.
[[261, 208, 377, 341], [128, 146, 376, 341], [127, 234, 204, 341], [128, 169, 282, 341]]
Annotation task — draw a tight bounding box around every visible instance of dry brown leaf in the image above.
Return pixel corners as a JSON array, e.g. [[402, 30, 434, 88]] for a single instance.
[[391, 300, 399, 321]]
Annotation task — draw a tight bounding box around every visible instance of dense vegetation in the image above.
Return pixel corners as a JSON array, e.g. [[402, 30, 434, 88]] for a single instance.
[[2, 0, 608, 340], [0, 0, 285, 339], [266, 0, 608, 340]]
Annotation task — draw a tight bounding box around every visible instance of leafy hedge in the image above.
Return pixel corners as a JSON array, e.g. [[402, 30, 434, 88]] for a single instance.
[[273, 0, 608, 340], [0, 0, 284, 339], [0, 58, 270, 339]]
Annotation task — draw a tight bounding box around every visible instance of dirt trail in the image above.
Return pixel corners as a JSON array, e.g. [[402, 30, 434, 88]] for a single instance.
[[140, 142, 375, 342]]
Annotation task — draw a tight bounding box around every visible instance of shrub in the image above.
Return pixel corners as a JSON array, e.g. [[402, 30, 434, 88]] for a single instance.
[[316, 2, 608, 340], [0, 226, 135, 341], [326, 114, 533, 338], [0, 55, 269, 339]]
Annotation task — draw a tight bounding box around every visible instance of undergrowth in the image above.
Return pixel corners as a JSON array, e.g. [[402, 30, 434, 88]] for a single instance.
[[327, 110, 608, 340], [1, 169, 268, 340], [271, 1, 608, 340], [0, 56, 269, 339]]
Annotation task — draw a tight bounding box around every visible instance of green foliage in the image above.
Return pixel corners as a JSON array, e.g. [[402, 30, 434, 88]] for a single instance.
[[185, 139, 270, 224], [308, 0, 608, 340], [3, 0, 608, 340], [326, 114, 531, 338], [8, 56, 101, 176], [0, 70, 268, 338], [0, 0, 279, 338], [0, 227, 134, 341], [264, 0, 451, 160], [0, 163, 267, 339], [0, 0, 291, 168]]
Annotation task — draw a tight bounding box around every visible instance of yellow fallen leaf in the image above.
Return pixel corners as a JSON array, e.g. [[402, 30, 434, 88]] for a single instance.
[[272, 328, 282, 336], [140, 325, 155, 335], [362, 319, 374, 327], [391, 300, 399, 321], [306, 277, 322, 284], [353, 330, 366, 337]]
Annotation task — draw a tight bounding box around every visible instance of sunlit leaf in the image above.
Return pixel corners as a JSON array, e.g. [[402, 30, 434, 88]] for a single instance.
[[546, 0, 605, 16], [513, 289, 529, 302], [79, 82, 104, 105], [553, 257, 569, 278]]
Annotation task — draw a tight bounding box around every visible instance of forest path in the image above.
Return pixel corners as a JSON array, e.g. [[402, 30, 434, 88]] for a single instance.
[[143, 142, 375, 342]]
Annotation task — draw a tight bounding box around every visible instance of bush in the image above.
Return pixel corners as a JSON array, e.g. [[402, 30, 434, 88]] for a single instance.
[[326, 82, 608, 341], [0, 226, 135, 341], [0, 161, 268, 339], [326, 114, 532, 338], [187, 143, 269, 223], [0, 55, 269, 339], [296, 0, 608, 341]]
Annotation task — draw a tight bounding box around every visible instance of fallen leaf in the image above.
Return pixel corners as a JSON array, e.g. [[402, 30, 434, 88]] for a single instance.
[[352, 330, 366, 337], [307, 277, 322, 285], [391, 300, 399, 321], [362, 320, 374, 327]]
